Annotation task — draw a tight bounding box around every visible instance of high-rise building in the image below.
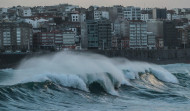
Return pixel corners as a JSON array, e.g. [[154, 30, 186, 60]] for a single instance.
[[86, 20, 99, 49], [128, 20, 147, 49], [98, 20, 112, 49], [163, 21, 180, 49], [0, 22, 32, 51], [86, 19, 112, 49]]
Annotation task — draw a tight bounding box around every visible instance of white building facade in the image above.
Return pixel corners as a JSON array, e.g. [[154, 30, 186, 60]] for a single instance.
[[71, 13, 79, 22], [71, 13, 86, 22], [129, 21, 147, 49]]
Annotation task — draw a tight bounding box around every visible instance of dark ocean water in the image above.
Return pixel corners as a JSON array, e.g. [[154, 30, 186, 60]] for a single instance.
[[0, 52, 190, 111]]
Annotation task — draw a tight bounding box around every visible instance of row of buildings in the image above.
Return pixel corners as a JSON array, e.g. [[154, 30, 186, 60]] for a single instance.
[[0, 4, 190, 52]]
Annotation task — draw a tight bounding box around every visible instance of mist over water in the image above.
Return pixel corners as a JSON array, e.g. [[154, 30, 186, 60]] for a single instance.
[[0, 51, 189, 111]]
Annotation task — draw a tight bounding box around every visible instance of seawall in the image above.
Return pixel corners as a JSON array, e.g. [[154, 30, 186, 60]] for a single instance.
[[0, 49, 190, 69], [92, 49, 190, 64]]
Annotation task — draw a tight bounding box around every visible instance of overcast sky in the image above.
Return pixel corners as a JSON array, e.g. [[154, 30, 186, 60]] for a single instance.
[[0, 0, 189, 9]]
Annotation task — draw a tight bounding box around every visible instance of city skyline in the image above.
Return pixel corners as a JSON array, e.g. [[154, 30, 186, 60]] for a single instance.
[[0, 0, 189, 9]]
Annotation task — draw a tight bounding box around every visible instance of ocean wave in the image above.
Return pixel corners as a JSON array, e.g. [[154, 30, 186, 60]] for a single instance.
[[0, 52, 179, 95], [161, 63, 190, 74], [16, 72, 122, 95]]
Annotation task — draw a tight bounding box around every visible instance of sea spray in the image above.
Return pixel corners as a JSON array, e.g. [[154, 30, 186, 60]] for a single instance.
[[111, 58, 179, 83], [0, 51, 178, 94]]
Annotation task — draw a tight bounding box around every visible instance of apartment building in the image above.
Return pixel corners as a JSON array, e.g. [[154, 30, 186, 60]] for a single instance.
[[123, 6, 141, 20], [128, 21, 147, 49], [86, 19, 112, 49], [0, 22, 32, 51]]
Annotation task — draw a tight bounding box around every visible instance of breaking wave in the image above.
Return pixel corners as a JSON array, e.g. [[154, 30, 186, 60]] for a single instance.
[[0, 51, 179, 95]]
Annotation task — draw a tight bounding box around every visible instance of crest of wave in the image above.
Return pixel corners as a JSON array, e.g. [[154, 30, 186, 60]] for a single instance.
[[8, 52, 130, 95], [2, 51, 178, 95], [112, 58, 179, 84]]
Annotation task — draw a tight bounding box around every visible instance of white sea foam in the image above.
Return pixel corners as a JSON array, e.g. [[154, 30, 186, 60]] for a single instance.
[[111, 58, 179, 83], [0, 51, 179, 94]]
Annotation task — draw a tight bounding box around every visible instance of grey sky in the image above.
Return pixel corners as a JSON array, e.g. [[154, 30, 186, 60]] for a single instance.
[[0, 0, 189, 9]]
